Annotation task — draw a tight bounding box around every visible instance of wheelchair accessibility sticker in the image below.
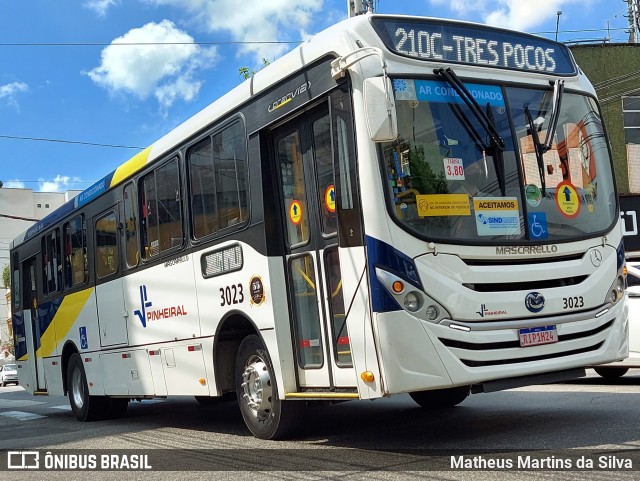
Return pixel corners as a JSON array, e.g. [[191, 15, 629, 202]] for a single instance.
[[528, 212, 548, 240], [79, 326, 88, 350]]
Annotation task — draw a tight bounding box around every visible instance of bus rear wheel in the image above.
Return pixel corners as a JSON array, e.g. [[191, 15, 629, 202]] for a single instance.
[[235, 335, 303, 440], [594, 367, 629, 379], [67, 353, 107, 421], [409, 386, 470, 409]]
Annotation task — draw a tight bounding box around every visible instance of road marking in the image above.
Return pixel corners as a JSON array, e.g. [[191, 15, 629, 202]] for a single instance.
[[0, 399, 46, 408], [0, 411, 46, 421], [51, 405, 72, 411]]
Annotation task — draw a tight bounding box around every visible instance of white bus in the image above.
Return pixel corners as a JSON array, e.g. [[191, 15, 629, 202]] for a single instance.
[[10, 12, 628, 439]]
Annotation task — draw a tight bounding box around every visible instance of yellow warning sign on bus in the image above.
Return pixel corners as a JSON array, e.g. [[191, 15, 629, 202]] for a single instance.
[[416, 194, 471, 217], [555, 181, 581, 218], [289, 200, 303, 224], [325, 184, 336, 213]]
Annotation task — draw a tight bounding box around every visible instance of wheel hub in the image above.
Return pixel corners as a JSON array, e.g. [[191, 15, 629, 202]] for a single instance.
[[71, 367, 85, 409], [241, 358, 273, 420]]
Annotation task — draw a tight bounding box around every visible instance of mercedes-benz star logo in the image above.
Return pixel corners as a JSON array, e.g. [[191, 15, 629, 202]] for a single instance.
[[590, 249, 603, 267]]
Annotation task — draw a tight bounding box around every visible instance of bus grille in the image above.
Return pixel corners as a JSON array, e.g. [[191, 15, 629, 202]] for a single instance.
[[459, 343, 603, 367], [463, 275, 587, 292]]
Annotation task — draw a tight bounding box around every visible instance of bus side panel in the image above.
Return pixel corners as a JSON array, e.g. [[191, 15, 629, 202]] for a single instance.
[[338, 246, 383, 399], [43, 356, 64, 396], [123, 257, 200, 347], [14, 310, 36, 392]]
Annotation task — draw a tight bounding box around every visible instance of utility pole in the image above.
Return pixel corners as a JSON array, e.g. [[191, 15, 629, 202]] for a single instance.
[[348, 0, 374, 17], [627, 0, 640, 43]]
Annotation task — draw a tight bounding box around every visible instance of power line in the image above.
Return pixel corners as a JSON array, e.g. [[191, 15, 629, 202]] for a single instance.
[[0, 41, 302, 47], [0, 135, 144, 150], [0, 213, 39, 222]]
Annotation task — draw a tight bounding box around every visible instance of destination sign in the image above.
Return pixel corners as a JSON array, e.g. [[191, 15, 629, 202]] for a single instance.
[[371, 18, 576, 75]]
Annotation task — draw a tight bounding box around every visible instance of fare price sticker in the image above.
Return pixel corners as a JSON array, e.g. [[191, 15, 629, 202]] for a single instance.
[[443, 158, 465, 180]]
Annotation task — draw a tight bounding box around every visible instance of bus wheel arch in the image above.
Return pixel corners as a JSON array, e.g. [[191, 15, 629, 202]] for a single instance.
[[213, 313, 259, 394], [61, 341, 80, 396]]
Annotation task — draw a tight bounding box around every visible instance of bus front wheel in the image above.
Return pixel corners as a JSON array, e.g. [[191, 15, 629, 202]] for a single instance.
[[409, 386, 470, 409], [594, 367, 629, 379], [67, 353, 106, 421], [235, 335, 303, 440]]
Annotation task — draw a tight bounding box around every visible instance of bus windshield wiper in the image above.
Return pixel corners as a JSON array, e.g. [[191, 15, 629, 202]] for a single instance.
[[524, 105, 547, 197], [434, 67, 505, 151], [523, 79, 564, 198], [544, 79, 565, 152], [486, 105, 506, 196]]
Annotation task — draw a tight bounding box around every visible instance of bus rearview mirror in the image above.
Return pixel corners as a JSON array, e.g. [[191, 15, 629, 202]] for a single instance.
[[363, 76, 398, 142]]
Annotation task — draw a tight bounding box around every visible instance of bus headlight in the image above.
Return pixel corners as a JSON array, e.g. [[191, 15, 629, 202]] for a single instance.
[[608, 275, 625, 304], [404, 291, 423, 312], [426, 305, 439, 321]]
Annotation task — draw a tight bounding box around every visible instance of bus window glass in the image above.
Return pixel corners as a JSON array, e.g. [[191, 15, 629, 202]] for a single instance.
[[324, 247, 351, 366], [381, 78, 616, 243], [189, 138, 216, 238], [290, 255, 323, 368], [141, 158, 182, 258], [96, 212, 118, 278], [313, 114, 337, 235], [188, 121, 248, 239], [41, 229, 62, 295], [213, 122, 248, 230], [64, 214, 87, 287], [335, 115, 354, 210], [123, 183, 139, 267], [11, 254, 20, 310], [277, 131, 310, 247]]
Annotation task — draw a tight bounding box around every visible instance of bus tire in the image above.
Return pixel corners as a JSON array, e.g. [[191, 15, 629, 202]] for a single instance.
[[105, 398, 129, 419], [594, 367, 629, 379], [67, 353, 106, 421], [409, 385, 470, 409], [235, 335, 303, 440]]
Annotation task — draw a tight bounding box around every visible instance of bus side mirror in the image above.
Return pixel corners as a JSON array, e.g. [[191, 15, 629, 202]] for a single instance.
[[363, 76, 398, 142]]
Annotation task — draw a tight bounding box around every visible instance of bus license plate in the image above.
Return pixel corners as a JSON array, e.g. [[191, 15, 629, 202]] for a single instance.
[[518, 325, 558, 347]]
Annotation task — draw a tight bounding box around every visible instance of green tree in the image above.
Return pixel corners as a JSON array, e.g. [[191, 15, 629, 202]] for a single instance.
[[1, 265, 9, 289], [239, 58, 271, 80]]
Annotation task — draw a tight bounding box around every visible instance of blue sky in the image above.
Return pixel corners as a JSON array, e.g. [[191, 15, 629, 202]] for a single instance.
[[0, 0, 632, 192]]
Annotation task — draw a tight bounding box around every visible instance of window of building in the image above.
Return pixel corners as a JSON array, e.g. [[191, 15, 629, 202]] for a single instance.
[[188, 121, 248, 239], [623, 96, 640, 192], [63, 214, 87, 288], [41, 229, 62, 295], [140, 158, 183, 258]]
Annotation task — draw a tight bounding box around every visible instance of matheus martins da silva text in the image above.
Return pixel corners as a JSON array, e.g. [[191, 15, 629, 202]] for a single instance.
[[451, 455, 633, 470]]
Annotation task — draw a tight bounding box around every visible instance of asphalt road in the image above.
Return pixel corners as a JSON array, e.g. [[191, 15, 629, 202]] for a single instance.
[[0, 369, 639, 480]]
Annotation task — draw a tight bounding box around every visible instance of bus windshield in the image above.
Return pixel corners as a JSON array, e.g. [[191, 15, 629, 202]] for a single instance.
[[381, 77, 617, 243]]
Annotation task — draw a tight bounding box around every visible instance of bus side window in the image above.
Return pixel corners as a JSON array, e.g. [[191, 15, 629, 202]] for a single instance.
[[64, 214, 87, 288], [95, 212, 118, 278], [140, 158, 183, 258], [41, 228, 62, 296], [123, 182, 139, 267]]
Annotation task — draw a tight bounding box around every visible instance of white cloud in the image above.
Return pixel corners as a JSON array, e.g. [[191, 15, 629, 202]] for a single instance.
[[0, 81, 28, 111], [85, 20, 218, 111], [143, 0, 324, 62], [84, 0, 119, 17], [35, 175, 84, 193], [2, 180, 26, 189], [430, 0, 584, 32]]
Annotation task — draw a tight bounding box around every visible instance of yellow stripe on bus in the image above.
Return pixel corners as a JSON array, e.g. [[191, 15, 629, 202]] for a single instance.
[[37, 287, 94, 358], [110, 145, 153, 188]]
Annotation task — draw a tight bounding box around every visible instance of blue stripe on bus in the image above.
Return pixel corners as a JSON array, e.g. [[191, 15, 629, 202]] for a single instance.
[[365, 235, 423, 313], [24, 170, 116, 241]]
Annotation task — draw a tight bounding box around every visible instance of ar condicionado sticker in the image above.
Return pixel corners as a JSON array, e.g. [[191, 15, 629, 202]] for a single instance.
[[555, 181, 581, 218]]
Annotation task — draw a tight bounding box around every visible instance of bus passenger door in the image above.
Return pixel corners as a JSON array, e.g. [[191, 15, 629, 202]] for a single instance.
[[23, 257, 47, 391], [94, 207, 129, 347], [272, 101, 357, 388]]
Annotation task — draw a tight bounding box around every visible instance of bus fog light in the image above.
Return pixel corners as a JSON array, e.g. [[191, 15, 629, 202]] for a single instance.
[[426, 305, 439, 320], [404, 292, 423, 312]]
